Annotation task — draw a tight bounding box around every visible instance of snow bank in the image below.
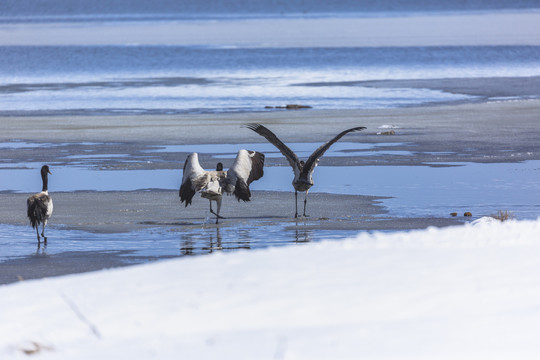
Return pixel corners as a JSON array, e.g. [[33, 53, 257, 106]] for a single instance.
[[1, 218, 540, 359]]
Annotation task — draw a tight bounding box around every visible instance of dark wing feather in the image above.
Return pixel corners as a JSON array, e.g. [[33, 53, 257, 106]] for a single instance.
[[233, 178, 251, 202], [302, 126, 366, 175], [27, 194, 49, 228], [244, 123, 301, 171], [179, 158, 195, 206], [247, 151, 265, 185], [232, 151, 264, 202], [179, 178, 196, 207]]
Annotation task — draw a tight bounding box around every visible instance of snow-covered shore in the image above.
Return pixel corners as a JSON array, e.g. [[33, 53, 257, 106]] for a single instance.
[[2, 217, 540, 359]]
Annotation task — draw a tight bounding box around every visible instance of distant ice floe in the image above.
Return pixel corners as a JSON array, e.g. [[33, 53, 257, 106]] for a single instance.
[[377, 124, 400, 135]]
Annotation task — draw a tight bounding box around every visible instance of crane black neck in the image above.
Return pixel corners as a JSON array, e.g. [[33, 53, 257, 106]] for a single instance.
[[41, 168, 49, 192]]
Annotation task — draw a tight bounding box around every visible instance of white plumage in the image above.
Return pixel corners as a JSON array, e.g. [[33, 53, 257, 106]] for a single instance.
[[179, 150, 265, 223]]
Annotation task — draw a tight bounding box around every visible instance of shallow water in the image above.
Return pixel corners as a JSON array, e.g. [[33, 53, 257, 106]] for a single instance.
[[2, 150, 538, 281], [0, 220, 357, 264], [2, 159, 539, 219], [1, 136, 539, 219], [261, 161, 540, 219]]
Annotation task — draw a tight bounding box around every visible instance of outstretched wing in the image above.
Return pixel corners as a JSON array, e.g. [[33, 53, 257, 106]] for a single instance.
[[227, 149, 265, 202], [246, 151, 265, 185], [179, 153, 206, 207], [302, 126, 366, 176], [244, 123, 301, 175]]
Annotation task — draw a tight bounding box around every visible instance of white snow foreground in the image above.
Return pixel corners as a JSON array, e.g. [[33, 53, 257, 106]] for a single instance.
[[2, 218, 540, 359]]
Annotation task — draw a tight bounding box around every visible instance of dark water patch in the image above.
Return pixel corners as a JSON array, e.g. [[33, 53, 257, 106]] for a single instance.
[[296, 76, 540, 99], [0, 77, 212, 95], [2, 46, 539, 78], [1, 0, 539, 22], [146, 142, 411, 158], [0, 250, 134, 285]]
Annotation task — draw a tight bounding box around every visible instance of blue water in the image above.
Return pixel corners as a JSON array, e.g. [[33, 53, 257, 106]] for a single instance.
[[0, 222, 352, 263], [0, 45, 539, 115], [1, 0, 539, 21], [1, 0, 540, 115], [1, 147, 539, 220]]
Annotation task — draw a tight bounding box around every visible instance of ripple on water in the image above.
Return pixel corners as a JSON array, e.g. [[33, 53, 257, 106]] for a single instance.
[[0, 221, 359, 264]]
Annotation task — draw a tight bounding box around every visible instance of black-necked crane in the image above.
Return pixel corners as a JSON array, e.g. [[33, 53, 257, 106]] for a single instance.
[[245, 123, 366, 218], [27, 165, 54, 242], [179, 149, 265, 223]]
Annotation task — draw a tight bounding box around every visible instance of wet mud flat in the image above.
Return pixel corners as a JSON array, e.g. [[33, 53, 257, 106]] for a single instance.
[[1, 190, 464, 233], [1, 100, 539, 166]]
